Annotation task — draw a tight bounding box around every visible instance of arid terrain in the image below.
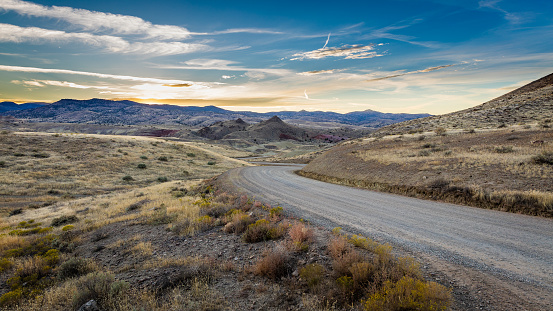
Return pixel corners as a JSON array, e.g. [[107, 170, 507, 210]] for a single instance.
[[0, 131, 452, 311]]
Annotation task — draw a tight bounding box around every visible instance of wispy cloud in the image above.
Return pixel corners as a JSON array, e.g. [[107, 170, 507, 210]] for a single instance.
[[366, 64, 457, 82], [12, 79, 110, 89], [158, 58, 293, 77], [0, 65, 208, 86], [362, 19, 440, 48], [478, 0, 527, 24], [0, 0, 192, 40], [0, 23, 208, 55], [291, 44, 383, 60], [297, 69, 341, 75]]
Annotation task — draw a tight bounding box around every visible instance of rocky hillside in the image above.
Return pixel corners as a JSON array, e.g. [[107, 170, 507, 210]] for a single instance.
[[371, 72, 553, 135], [195, 118, 249, 140], [223, 116, 312, 142]]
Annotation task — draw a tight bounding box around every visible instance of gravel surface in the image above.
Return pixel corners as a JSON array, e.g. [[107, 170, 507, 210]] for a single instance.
[[223, 164, 553, 311]]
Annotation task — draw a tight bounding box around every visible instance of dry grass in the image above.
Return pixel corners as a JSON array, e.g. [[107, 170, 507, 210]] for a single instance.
[[302, 128, 553, 217], [253, 244, 290, 280]]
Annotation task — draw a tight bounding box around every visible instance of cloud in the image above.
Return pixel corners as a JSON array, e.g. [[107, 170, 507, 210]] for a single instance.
[[158, 58, 293, 77], [322, 33, 331, 49], [0, 23, 207, 55], [0, 0, 192, 40], [297, 69, 340, 75], [221, 75, 235, 79], [208, 28, 284, 35], [478, 0, 527, 24], [12, 79, 110, 89], [366, 64, 457, 82], [0, 64, 205, 85], [163, 83, 193, 88], [291, 44, 383, 60]]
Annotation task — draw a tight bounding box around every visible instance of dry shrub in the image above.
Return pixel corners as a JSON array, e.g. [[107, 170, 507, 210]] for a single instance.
[[289, 222, 313, 244], [329, 237, 364, 277], [362, 276, 451, 311], [72, 272, 129, 310], [254, 245, 290, 280], [132, 241, 153, 256], [57, 258, 99, 281], [328, 236, 350, 259]]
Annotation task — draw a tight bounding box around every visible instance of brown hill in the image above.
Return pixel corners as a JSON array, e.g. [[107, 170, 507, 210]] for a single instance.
[[223, 116, 312, 142], [195, 118, 249, 140], [372, 72, 553, 135]]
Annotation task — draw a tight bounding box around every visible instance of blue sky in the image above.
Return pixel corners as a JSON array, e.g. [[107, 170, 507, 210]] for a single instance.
[[0, 0, 552, 114]]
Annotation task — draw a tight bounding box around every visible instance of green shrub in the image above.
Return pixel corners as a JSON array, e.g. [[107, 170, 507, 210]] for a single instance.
[[158, 156, 168, 162], [140, 155, 148, 160], [242, 219, 286, 243], [207, 161, 216, 165], [0, 258, 13, 273], [300, 263, 324, 288], [122, 175, 134, 181], [157, 176, 168, 182], [186, 153, 196, 157], [51, 215, 78, 227], [57, 258, 98, 281], [137, 163, 147, 169], [31, 153, 50, 158], [269, 206, 283, 218], [72, 272, 129, 310], [0, 161, 5, 167], [61, 225, 74, 231]]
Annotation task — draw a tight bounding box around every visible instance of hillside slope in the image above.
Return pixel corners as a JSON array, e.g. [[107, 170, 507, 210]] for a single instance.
[[372, 72, 553, 135], [301, 73, 553, 217]]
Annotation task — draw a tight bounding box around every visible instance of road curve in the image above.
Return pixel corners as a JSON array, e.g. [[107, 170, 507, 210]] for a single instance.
[[223, 164, 553, 310]]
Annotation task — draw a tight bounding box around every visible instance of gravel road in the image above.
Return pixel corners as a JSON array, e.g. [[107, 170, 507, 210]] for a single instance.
[[223, 164, 553, 310]]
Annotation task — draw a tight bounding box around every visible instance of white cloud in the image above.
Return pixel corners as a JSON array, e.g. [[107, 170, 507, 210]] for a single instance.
[[478, 0, 527, 24], [0, 64, 207, 85], [221, 75, 235, 79], [0, 0, 192, 40], [366, 64, 457, 82], [298, 69, 341, 75], [291, 44, 383, 60], [158, 58, 293, 77], [12, 79, 111, 89], [0, 23, 207, 55]]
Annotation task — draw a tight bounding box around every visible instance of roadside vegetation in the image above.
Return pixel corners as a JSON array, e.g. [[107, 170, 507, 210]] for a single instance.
[[301, 126, 553, 217], [0, 131, 451, 310]]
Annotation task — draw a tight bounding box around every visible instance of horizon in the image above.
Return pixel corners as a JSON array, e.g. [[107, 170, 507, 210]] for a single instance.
[[1, 0, 552, 114]]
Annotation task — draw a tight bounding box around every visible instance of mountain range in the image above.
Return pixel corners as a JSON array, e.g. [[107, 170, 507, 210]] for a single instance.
[[0, 98, 430, 128]]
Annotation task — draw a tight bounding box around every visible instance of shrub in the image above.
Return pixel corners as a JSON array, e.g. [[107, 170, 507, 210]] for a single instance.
[[158, 156, 168, 161], [269, 206, 283, 218], [254, 246, 290, 280], [207, 161, 216, 165], [495, 146, 514, 153], [242, 219, 286, 243], [31, 153, 50, 158], [289, 222, 313, 251], [72, 272, 129, 310], [531, 151, 553, 165], [434, 127, 446, 136], [0, 161, 5, 167], [140, 155, 148, 159], [186, 153, 196, 157], [194, 215, 214, 232], [0, 258, 13, 273], [157, 176, 168, 182], [137, 163, 147, 169], [9, 209, 23, 217], [299, 263, 324, 288], [61, 225, 74, 231], [362, 276, 451, 311], [223, 212, 254, 234], [57, 258, 98, 281], [122, 175, 134, 181], [51, 215, 78, 227]]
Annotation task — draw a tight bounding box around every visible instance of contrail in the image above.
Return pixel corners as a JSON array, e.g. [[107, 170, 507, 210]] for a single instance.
[[322, 33, 331, 49], [304, 89, 309, 100]]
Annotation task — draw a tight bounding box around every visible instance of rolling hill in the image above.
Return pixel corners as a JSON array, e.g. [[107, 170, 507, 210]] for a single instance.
[[2, 98, 430, 128]]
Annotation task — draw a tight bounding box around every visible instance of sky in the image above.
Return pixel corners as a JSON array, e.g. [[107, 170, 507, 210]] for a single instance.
[[0, 0, 552, 114]]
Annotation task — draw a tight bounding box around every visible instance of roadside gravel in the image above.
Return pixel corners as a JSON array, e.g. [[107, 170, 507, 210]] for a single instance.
[[222, 164, 553, 311]]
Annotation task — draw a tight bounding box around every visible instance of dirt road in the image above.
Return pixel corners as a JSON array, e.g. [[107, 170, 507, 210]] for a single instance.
[[223, 164, 553, 310]]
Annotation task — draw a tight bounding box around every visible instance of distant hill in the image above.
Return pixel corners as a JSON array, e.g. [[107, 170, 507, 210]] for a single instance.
[[0, 101, 47, 113], [371, 72, 553, 135], [196, 118, 249, 140], [2, 98, 430, 128], [222, 116, 312, 142]]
